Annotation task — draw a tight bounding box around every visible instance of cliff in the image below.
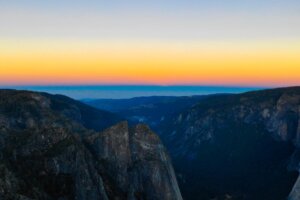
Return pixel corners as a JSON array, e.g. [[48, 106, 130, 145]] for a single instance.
[[0, 90, 182, 200]]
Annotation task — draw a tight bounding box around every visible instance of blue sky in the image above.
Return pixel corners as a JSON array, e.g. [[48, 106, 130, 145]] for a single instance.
[[1, 0, 299, 40], [1, 0, 300, 10]]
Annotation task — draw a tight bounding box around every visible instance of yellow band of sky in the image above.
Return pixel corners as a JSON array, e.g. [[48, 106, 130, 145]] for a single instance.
[[1, 38, 300, 86]]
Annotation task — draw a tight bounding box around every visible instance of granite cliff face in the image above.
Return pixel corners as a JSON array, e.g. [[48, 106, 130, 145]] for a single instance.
[[163, 87, 300, 154], [85, 122, 182, 200], [159, 87, 300, 199], [0, 90, 182, 200]]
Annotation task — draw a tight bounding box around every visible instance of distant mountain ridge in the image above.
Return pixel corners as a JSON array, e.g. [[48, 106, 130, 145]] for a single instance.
[[0, 89, 182, 200], [83, 95, 213, 131]]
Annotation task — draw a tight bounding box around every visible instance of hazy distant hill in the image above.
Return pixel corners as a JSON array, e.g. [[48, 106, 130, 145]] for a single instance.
[[83, 95, 212, 131]]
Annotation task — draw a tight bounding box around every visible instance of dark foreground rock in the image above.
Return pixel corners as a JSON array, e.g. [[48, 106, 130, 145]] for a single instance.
[[0, 90, 182, 200]]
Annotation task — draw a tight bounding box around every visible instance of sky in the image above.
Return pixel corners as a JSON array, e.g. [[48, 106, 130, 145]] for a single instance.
[[0, 0, 300, 87]]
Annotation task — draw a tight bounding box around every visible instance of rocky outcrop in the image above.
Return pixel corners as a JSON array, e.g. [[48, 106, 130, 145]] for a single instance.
[[0, 90, 182, 200], [85, 122, 182, 200], [289, 176, 300, 200]]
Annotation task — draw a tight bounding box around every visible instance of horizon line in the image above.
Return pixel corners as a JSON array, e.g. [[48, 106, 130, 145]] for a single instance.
[[0, 84, 272, 88]]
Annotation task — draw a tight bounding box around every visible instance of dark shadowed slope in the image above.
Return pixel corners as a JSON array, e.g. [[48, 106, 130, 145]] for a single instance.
[[159, 87, 300, 200], [0, 90, 182, 200], [83, 95, 212, 131], [39, 91, 123, 131]]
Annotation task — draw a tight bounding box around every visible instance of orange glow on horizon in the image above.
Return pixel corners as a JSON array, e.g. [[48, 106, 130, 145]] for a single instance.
[[1, 39, 300, 87]]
